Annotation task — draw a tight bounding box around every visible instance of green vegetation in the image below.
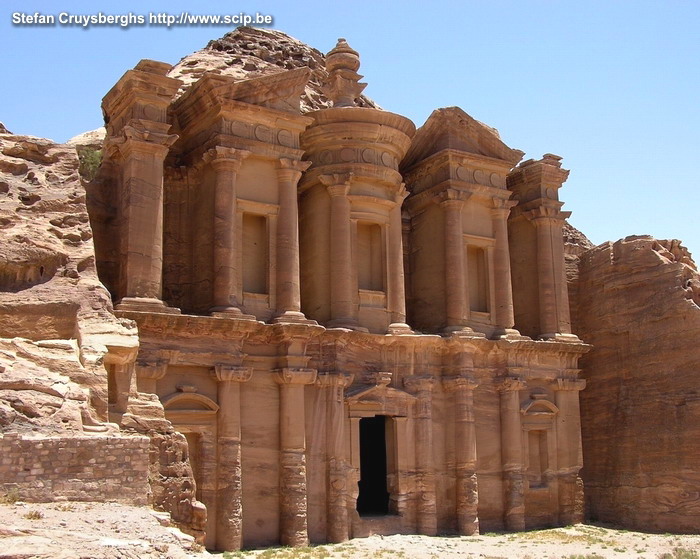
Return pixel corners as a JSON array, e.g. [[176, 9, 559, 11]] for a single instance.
[[77, 147, 102, 181]]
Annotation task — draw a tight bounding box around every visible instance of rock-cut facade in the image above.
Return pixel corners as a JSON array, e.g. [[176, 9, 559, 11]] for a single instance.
[[92, 30, 591, 550]]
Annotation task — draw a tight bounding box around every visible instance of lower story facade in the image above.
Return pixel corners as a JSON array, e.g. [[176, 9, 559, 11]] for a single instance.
[[116, 311, 588, 551]]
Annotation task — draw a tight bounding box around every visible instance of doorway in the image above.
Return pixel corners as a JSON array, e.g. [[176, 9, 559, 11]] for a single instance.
[[357, 415, 390, 515]]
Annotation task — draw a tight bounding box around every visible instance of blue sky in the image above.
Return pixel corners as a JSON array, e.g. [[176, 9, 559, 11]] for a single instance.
[[2, 0, 698, 256]]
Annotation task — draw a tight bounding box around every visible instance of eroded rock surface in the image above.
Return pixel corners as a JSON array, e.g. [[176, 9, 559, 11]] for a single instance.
[[571, 235, 700, 532], [0, 130, 205, 541], [168, 26, 380, 112]]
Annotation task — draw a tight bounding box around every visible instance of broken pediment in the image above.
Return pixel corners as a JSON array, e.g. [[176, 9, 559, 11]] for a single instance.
[[176, 67, 311, 118], [401, 107, 524, 171]]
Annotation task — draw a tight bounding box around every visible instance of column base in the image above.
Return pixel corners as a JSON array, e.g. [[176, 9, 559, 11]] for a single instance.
[[326, 318, 369, 333], [387, 322, 414, 335], [492, 327, 531, 341], [272, 310, 319, 326], [444, 325, 487, 338], [538, 332, 582, 343], [116, 297, 180, 314], [210, 306, 257, 321]]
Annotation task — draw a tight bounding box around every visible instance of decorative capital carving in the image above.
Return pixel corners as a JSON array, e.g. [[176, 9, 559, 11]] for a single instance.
[[404, 375, 436, 394], [316, 371, 354, 388], [320, 172, 354, 196], [323, 38, 367, 108], [523, 205, 571, 224], [556, 378, 586, 391], [275, 367, 317, 385], [443, 374, 479, 392], [213, 364, 253, 383], [203, 146, 251, 172], [437, 188, 470, 207], [490, 198, 518, 217], [135, 359, 168, 380], [497, 377, 526, 392]]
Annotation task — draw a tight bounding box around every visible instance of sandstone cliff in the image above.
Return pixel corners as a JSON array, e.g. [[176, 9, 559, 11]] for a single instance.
[[0, 127, 205, 540], [571, 236, 700, 532]]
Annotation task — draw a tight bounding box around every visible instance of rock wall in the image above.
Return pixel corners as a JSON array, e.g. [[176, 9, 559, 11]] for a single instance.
[[571, 235, 700, 532], [0, 127, 205, 541]]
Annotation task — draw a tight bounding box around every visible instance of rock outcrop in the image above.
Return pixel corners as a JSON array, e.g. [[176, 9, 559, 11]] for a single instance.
[[0, 128, 205, 541], [168, 26, 379, 112], [571, 236, 700, 532]]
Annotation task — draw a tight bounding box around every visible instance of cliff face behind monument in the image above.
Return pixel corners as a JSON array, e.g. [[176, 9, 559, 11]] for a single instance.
[[570, 236, 700, 532]]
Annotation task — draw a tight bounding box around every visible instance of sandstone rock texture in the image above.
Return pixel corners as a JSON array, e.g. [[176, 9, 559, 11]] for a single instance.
[[569, 236, 700, 532], [0, 128, 205, 541]]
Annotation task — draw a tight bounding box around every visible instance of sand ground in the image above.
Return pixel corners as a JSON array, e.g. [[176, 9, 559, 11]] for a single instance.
[[1, 502, 699, 559]]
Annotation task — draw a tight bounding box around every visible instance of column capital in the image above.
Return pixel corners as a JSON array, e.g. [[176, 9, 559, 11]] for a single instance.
[[437, 188, 470, 207], [111, 120, 178, 159], [316, 371, 354, 388], [320, 172, 354, 195], [404, 374, 436, 394], [213, 364, 253, 383], [278, 158, 312, 173], [135, 359, 168, 380], [443, 374, 479, 392], [556, 378, 586, 391], [497, 377, 526, 392], [490, 197, 518, 217], [275, 367, 318, 385], [523, 206, 572, 224], [203, 146, 251, 171], [394, 182, 409, 204]]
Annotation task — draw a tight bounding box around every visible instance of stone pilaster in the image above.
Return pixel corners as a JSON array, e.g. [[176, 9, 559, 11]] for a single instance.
[[320, 173, 359, 329], [387, 185, 412, 334], [317, 371, 354, 543], [275, 367, 318, 546], [490, 198, 520, 337], [205, 147, 254, 318], [113, 121, 179, 313], [498, 377, 526, 531], [404, 375, 437, 536], [273, 159, 313, 324], [443, 374, 480, 535], [555, 377, 586, 525], [213, 364, 253, 551]]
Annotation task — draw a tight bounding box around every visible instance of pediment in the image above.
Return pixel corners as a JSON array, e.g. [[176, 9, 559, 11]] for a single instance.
[[182, 67, 311, 115], [401, 107, 524, 171], [346, 383, 416, 417]]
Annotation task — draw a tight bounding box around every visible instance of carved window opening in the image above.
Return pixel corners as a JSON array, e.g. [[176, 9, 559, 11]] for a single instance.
[[357, 415, 391, 515], [527, 429, 549, 489], [242, 213, 269, 294], [467, 245, 489, 313], [357, 222, 384, 292]]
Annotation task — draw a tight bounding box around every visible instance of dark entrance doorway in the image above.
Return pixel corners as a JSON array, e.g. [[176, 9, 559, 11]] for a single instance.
[[357, 415, 390, 515]]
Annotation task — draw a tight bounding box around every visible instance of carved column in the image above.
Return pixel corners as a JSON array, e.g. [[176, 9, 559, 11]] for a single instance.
[[440, 192, 469, 332], [213, 364, 253, 551], [490, 199, 519, 336], [115, 123, 178, 312], [317, 372, 353, 542], [555, 377, 586, 525], [387, 186, 412, 333], [498, 377, 526, 531], [404, 375, 437, 535], [275, 367, 317, 546], [205, 147, 252, 317], [526, 207, 572, 338], [443, 374, 480, 535], [274, 159, 312, 323], [135, 360, 167, 393], [320, 174, 358, 329]]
